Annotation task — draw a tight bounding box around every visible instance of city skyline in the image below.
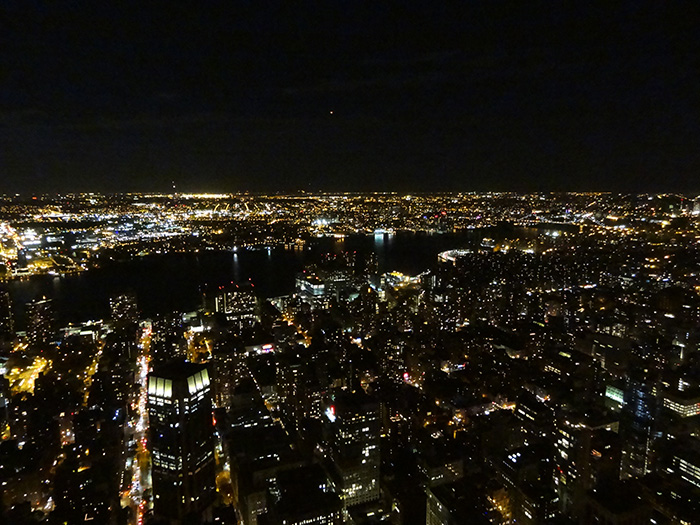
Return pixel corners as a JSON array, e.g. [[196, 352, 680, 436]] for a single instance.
[[2, 191, 700, 523], [3, 3, 700, 524]]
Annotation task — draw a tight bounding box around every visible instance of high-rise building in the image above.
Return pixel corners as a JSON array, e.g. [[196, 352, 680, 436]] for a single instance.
[[296, 273, 325, 297], [26, 297, 54, 349], [109, 293, 139, 361], [672, 444, 700, 489], [426, 482, 493, 525], [0, 290, 13, 341], [0, 360, 10, 439], [211, 345, 240, 410], [514, 390, 555, 438], [325, 390, 381, 507], [490, 445, 559, 524], [662, 390, 700, 418], [581, 480, 651, 524], [619, 373, 659, 480], [150, 314, 188, 364], [109, 293, 138, 326], [226, 402, 302, 525], [276, 354, 325, 427], [260, 465, 343, 525], [148, 362, 216, 523], [214, 283, 258, 329], [554, 415, 620, 515]]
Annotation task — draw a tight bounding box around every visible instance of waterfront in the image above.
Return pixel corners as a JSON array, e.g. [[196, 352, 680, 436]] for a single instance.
[[5, 231, 493, 327]]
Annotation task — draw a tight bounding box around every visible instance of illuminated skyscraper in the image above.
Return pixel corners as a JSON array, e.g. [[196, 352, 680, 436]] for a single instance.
[[554, 415, 620, 515], [325, 390, 381, 507], [110, 293, 138, 326], [26, 297, 54, 349], [0, 290, 13, 341], [109, 293, 139, 361], [619, 372, 659, 480], [148, 362, 216, 522], [0, 361, 9, 439], [214, 283, 258, 329]]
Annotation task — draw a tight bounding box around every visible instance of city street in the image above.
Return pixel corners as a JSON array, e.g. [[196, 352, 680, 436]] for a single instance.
[[121, 325, 152, 525]]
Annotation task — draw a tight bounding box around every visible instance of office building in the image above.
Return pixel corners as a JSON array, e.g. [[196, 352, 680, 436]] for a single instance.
[[148, 362, 216, 523], [554, 415, 620, 515], [211, 345, 241, 410], [108, 293, 139, 361], [662, 390, 700, 418], [426, 481, 494, 525], [673, 447, 700, 489], [26, 297, 55, 349], [514, 390, 555, 438], [0, 290, 13, 341], [109, 293, 138, 326], [260, 465, 343, 525], [214, 283, 258, 328], [0, 366, 9, 439], [490, 445, 559, 524], [581, 481, 651, 524], [226, 399, 303, 525], [325, 390, 381, 507], [296, 273, 325, 297], [619, 373, 659, 480]]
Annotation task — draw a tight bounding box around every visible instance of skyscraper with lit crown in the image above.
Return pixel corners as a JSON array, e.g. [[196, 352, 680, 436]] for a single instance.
[[148, 361, 216, 522]]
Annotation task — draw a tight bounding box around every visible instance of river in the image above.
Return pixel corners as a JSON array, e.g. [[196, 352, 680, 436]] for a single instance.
[[4, 231, 495, 327]]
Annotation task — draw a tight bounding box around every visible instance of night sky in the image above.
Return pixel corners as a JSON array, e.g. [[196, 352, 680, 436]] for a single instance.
[[1, 2, 698, 194]]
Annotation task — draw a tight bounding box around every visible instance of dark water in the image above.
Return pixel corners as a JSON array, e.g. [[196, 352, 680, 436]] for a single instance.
[[4, 231, 491, 327]]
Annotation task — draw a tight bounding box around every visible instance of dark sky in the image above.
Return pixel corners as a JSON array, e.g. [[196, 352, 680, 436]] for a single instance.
[[1, 2, 698, 194]]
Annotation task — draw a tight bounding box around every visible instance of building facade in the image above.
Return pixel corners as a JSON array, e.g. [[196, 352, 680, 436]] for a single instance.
[[148, 362, 216, 522], [325, 390, 381, 507]]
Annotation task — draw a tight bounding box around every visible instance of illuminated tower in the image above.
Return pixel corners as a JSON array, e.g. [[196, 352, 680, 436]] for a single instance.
[[619, 371, 659, 480], [0, 290, 13, 341], [148, 362, 216, 522], [26, 297, 54, 349], [110, 293, 138, 327], [109, 293, 139, 361], [554, 415, 620, 515], [214, 283, 258, 329], [0, 362, 9, 439], [325, 390, 381, 507]]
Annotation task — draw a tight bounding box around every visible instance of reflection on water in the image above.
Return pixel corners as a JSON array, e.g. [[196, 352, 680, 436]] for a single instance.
[[4, 231, 490, 328], [232, 252, 241, 283]]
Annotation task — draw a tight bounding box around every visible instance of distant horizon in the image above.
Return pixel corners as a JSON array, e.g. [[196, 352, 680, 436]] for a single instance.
[[2, 189, 700, 198]]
